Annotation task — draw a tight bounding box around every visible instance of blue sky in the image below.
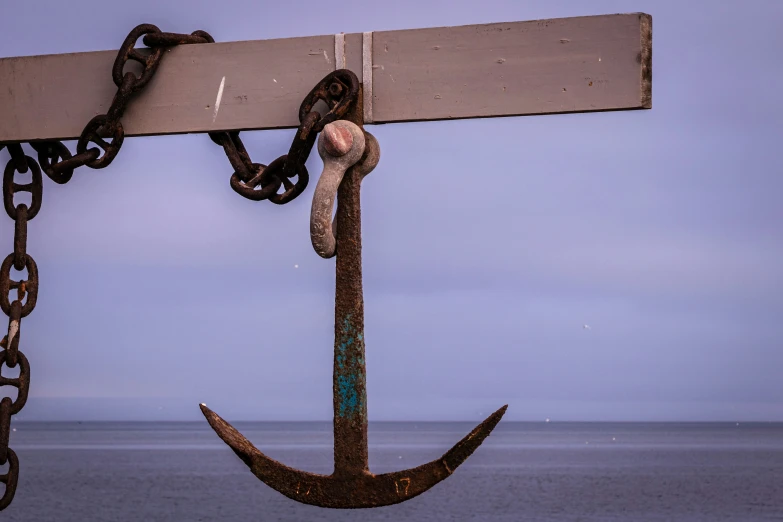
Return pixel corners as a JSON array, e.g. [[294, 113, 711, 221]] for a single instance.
[[1, 0, 781, 421]]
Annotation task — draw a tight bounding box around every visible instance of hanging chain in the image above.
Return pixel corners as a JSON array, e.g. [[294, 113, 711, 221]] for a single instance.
[[0, 23, 362, 511], [0, 145, 39, 510]]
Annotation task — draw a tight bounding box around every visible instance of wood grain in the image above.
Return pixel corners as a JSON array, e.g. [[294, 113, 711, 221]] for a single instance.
[[0, 13, 651, 142]]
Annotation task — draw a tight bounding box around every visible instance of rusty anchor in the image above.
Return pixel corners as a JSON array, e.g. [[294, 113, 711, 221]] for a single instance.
[[200, 118, 507, 508]]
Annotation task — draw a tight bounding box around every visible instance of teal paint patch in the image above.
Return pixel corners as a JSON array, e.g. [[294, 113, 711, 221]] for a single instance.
[[335, 314, 366, 419]]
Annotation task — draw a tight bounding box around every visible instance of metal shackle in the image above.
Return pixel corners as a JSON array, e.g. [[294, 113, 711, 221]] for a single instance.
[[310, 120, 366, 259]]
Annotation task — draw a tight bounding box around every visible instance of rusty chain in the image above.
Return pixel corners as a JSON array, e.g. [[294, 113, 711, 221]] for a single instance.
[[30, 24, 215, 179], [212, 69, 359, 204], [0, 23, 361, 510], [0, 145, 38, 510], [29, 24, 359, 205]]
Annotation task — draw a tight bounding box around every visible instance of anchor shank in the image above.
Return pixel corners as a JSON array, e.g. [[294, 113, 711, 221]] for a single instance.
[[333, 158, 369, 476], [332, 90, 370, 477]]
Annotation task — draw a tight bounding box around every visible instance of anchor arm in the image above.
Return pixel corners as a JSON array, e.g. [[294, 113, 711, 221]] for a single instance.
[[199, 401, 506, 509]]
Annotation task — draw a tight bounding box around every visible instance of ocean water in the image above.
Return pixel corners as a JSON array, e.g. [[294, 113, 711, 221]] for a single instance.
[[2, 421, 782, 521]]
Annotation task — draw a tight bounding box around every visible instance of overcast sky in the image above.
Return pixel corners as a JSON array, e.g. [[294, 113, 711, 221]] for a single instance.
[[1, 0, 781, 422]]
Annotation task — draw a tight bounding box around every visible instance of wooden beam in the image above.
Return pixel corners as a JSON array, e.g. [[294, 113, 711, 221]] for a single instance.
[[0, 13, 651, 143]]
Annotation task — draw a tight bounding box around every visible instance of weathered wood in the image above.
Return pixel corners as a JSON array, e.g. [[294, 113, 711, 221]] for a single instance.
[[371, 13, 652, 123], [0, 13, 651, 143]]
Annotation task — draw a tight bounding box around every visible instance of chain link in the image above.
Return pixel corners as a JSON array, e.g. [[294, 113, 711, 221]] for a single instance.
[[5, 145, 28, 175], [0, 151, 41, 510], [29, 141, 76, 185], [0, 447, 18, 510]]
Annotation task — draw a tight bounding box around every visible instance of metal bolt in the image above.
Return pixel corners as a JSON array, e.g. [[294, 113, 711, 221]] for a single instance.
[[322, 123, 354, 157], [329, 82, 344, 98]]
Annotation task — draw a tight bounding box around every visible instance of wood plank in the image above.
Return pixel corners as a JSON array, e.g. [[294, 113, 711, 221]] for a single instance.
[[372, 13, 652, 123], [0, 13, 651, 143]]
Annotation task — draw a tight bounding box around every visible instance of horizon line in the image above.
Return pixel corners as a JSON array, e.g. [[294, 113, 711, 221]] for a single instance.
[[13, 419, 783, 424]]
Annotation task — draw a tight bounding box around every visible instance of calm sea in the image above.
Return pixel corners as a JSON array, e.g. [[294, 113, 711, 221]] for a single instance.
[[2, 422, 782, 521]]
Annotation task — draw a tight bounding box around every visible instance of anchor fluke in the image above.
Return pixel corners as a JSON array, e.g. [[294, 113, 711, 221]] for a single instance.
[[200, 403, 258, 468], [200, 403, 508, 508], [441, 404, 508, 472]]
